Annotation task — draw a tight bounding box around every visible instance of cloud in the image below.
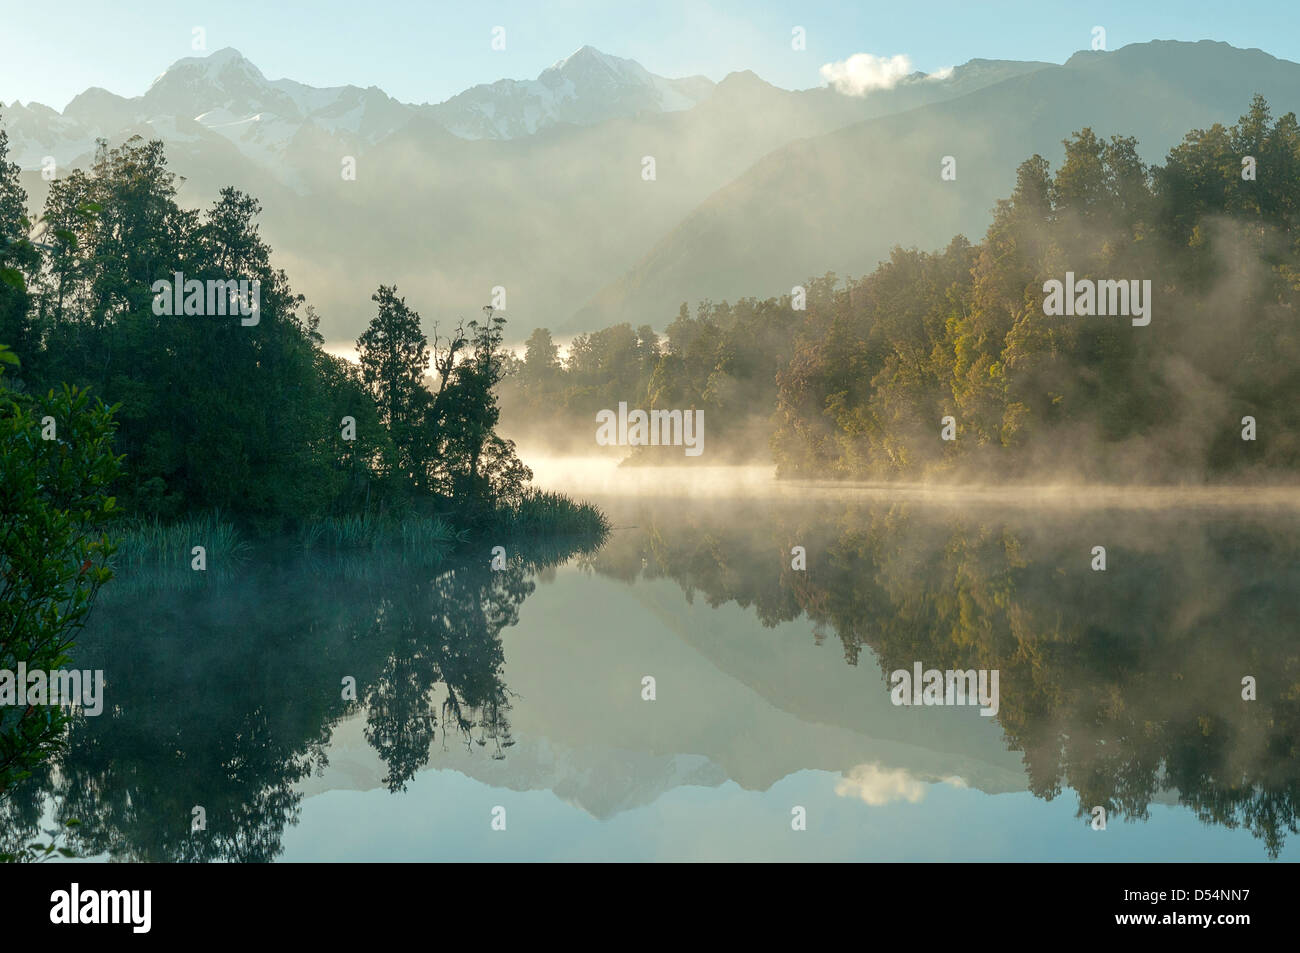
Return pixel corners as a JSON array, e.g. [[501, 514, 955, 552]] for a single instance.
[[834, 763, 969, 805], [834, 763, 927, 805], [819, 54, 956, 95], [819, 53, 914, 96]]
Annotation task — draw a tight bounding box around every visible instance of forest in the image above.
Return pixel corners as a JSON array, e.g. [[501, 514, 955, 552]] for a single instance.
[[500, 96, 1300, 481], [3, 94, 1299, 860], [585, 497, 1300, 858], [0, 123, 605, 811], [0, 124, 610, 534]]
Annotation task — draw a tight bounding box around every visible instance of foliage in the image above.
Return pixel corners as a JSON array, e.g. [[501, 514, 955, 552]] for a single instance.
[[496, 488, 612, 539], [500, 97, 1300, 480], [0, 343, 121, 794], [0, 122, 594, 535], [0, 819, 81, 863]]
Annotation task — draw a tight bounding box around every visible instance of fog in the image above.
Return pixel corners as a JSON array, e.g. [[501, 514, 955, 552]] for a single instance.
[[521, 452, 1300, 511]]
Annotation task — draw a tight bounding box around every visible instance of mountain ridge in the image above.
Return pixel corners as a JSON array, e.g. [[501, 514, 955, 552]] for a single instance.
[[6, 42, 1276, 345], [572, 39, 1300, 333]]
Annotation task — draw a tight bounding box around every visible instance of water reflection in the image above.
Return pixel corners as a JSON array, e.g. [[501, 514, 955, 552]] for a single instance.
[[3, 495, 1297, 860], [590, 497, 1300, 858], [0, 540, 593, 861]]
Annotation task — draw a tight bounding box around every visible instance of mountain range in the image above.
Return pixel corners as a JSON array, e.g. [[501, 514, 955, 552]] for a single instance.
[[3, 40, 1297, 345]]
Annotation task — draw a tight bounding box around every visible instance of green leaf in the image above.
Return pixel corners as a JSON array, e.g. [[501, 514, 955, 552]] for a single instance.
[[0, 267, 25, 292]]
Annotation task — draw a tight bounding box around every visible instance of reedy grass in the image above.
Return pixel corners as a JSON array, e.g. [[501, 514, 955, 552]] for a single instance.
[[494, 489, 611, 539], [102, 512, 250, 598], [114, 512, 251, 572], [298, 513, 467, 557], [101, 491, 608, 595]]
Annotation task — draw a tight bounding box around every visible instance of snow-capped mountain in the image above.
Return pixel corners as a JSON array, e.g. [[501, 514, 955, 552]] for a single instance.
[[0, 43, 1062, 342], [420, 45, 715, 139], [0, 45, 715, 180], [1, 47, 412, 186]]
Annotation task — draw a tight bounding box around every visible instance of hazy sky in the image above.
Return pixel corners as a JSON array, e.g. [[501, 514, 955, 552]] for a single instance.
[[3, 0, 1299, 111]]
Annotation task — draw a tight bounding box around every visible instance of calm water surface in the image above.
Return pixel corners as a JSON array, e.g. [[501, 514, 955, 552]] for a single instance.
[[9, 461, 1300, 861]]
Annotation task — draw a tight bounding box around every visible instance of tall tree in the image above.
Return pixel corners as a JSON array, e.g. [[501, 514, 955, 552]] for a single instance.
[[356, 285, 431, 491], [0, 117, 37, 376]]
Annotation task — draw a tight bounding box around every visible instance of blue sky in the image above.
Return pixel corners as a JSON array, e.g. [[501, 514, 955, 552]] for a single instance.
[[273, 768, 1297, 862], [3, 0, 1300, 110]]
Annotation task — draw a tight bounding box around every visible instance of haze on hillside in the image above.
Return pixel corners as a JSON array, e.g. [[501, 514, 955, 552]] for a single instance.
[[5, 42, 1049, 344], [5, 2, 1300, 874], [6, 38, 1299, 354]]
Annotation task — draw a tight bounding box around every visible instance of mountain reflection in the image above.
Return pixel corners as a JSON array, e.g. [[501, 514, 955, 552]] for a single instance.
[[590, 497, 1300, 858], [2, 500, 1296, 860], [0, 540, 590, 862]]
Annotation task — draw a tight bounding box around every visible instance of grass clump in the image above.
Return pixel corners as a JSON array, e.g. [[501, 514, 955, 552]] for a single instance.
[[298, 513, 466, 558], [115, 512, 250, 572], [494, 489, 611, 539]]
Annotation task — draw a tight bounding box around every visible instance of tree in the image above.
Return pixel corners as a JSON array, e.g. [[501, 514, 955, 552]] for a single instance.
[[0, 117, 38, 379], [522, 326, 560, 377], [435, 307, 531, 506], [356, 285, 431, 491], [0, 344, 121, 795]]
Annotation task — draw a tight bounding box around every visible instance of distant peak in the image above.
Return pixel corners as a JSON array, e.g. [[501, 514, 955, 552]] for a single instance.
[[1063, 48, 1110, 67], [550, 44, 635, 76], [176, 46, 251, 66], [154, 46, 263, 83], [206, 46, 250, 62], [715, 70, 774, 91], [1062, 38, 1265, 70], [563, 45, 607, 63]]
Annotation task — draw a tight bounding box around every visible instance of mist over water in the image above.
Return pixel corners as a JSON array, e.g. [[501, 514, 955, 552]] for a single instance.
[[7, 29, 1300, 873], [522, 452, 1300, 511], [6, 455, 1297, 862]]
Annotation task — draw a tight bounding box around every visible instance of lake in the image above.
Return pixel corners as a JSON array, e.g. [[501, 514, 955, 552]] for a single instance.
[[7, 459, 1299, 862]]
